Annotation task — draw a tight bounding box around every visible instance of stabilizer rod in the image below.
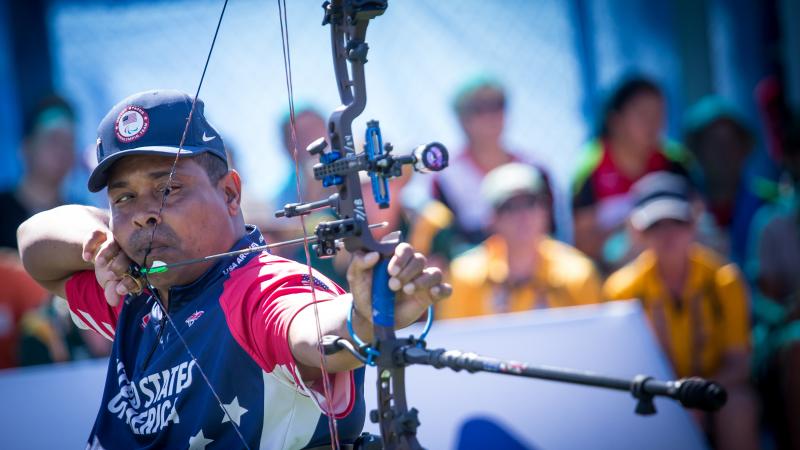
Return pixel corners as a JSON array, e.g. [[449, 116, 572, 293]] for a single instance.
[[400, 346, 727, 415]]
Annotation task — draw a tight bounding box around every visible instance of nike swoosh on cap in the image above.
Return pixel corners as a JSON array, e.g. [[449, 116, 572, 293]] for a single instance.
[[202, 132, 216, 142]]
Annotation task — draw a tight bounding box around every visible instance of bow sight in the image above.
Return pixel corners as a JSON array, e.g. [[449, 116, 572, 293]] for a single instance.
[[275, 135, 448, 258]]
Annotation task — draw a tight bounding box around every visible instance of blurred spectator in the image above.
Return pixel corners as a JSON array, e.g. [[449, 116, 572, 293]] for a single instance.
[[271, 106, 348, 287], [0, 249, 49, 369], [749, 114, 800, 450], [274, 106, 330, 210], [0, 96, 77, 249], [362, 171, 412, 242], [407, 199, 458, 268], [428, 76, 555, 258], [19, 296, 111, 366], [223, 142, 278, 238], [572, 76, 692, 273], [683, 96, 761, 259], [438, 163, 601, 320], [603, 172, 758, 450]]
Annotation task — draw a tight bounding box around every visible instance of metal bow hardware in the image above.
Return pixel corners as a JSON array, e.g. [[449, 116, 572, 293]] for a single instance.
[[273, 1, 729, 449], [135, 1, 729, 449]]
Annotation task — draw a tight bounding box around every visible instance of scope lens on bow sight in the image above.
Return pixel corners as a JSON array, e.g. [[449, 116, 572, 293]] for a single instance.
[[412, 142, 449, 173]]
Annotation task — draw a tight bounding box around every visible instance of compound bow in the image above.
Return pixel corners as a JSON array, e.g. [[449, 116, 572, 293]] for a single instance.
[[135, 1, 728, 449]]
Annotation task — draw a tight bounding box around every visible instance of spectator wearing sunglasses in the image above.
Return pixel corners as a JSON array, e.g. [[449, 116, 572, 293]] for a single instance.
[[437, 163, 601, 320], [423, 77, 556, 263]]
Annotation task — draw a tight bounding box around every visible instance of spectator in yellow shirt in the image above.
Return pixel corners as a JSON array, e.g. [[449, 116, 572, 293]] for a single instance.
[[438, 163, 602, 320], [603, 171, 757, 450]]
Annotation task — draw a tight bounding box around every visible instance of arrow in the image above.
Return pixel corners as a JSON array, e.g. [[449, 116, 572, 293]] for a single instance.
[[139, 221, 388, 274]]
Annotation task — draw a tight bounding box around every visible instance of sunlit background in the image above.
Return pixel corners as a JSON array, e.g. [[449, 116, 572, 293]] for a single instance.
[[1, 1, 799, 449], [1, 0, 786, 224]]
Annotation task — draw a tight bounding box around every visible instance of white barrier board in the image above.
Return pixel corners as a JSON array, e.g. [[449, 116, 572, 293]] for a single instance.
[[363, 301, 706, 450], [0, 301, 706, 449]]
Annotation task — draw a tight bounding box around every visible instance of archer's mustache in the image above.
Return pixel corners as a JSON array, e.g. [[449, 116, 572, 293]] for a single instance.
[[129, 226, 181, 258]]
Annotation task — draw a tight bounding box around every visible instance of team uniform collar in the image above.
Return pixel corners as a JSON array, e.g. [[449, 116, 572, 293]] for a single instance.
[[163, 225, 265, 309]]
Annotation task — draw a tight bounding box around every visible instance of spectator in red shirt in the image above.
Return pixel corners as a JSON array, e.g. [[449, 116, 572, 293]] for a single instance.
[[571, 76, 692, 272], [0, 248, 49, 368]]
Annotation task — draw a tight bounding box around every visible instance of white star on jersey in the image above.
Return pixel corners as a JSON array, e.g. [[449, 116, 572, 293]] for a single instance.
[[188, 430, 213, 450], [221, 396, 249, 426], [167, 402, 180, 424]]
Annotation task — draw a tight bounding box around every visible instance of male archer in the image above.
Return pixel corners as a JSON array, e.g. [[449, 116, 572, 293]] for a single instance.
[[17, 90, 451, 449]]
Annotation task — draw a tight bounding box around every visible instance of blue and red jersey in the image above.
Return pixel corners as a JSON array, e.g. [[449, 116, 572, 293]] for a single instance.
[[65, 226, 365, 449]]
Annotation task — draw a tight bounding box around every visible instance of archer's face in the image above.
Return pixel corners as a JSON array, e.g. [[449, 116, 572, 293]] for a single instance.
[[106, 154, 240, 286]]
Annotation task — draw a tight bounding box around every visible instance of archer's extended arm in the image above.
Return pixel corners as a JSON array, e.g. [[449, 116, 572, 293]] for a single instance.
[[288, 243, 451, 381]]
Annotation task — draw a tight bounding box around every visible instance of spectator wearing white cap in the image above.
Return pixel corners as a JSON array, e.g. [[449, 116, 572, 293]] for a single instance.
[[438, 163, 601, 320], [604, 171, 758, 450]]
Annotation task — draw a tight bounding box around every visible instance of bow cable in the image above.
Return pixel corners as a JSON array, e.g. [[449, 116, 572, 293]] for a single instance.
[[277, 0, 341, 448], [136, 1, 251, 448]]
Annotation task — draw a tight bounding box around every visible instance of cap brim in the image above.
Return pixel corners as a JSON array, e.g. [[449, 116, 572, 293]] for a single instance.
[[630, 198, 692, 231], [88, 145, 212, 192]]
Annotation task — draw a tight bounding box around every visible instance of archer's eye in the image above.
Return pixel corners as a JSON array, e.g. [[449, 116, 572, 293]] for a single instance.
[[114, 193, 134, 205], [158, 184, 181, 196]]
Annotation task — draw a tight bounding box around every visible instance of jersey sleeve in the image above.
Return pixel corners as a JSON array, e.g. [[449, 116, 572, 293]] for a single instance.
[[219, 254, 355, 418], [571, 140, 603, 210], [602, 263, 643, 302], [571, 176, 597, 210], [714, 264, 751, 350], [64, 270, 123, 341], [568, 263, 603, 306]]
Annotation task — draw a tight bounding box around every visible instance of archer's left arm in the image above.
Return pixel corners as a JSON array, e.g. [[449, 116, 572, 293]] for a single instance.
[[288, 243, 452, 381]]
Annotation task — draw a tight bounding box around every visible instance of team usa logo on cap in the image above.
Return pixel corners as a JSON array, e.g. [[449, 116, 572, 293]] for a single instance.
[[115, 105, 150, 143]]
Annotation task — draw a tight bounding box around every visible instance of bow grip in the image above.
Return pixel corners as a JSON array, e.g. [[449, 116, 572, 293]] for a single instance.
[[371, 256, 395, 327]]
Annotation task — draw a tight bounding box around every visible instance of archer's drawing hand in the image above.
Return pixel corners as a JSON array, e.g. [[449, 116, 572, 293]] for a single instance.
[[347, 243, 452, 328], [82, 229, 141, 306]]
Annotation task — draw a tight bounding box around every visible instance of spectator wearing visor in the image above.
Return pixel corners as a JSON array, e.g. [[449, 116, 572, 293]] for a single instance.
[[423, 77, 557, 263], [438, 163, 601, 320], [603, 171, 758, 450]]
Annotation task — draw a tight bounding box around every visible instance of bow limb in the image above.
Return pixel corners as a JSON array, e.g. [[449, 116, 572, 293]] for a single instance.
[[276, 0, 342, 448], [322, 4, 423, 448], [277, 2, 443, 448]]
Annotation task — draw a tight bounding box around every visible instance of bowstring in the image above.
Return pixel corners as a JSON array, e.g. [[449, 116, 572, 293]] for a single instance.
[[137, 0, 250, 448], [277, 0, 341, 448]]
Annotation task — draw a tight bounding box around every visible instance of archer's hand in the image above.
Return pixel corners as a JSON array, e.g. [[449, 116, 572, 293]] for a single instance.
[[347, 243, 451, 328], [82, 230, 141, 307]]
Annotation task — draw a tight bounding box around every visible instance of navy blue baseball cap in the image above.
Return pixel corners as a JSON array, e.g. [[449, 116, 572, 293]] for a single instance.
[[88, 89, 227, 192]]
